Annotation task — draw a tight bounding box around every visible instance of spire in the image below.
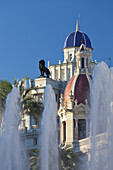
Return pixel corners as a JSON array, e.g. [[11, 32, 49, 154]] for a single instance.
[[76, 14, 80, 32], [76, 20, 79, 32]]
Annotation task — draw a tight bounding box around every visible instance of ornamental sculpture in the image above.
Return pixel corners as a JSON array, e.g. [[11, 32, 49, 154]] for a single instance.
[[39, 59, 50, 78]]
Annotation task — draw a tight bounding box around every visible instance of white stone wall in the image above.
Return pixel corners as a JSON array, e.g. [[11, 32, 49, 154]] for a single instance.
[[49, 62, 76, 81], [63, 47, 76, 63]]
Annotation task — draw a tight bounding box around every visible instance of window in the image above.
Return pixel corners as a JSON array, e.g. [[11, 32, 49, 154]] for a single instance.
[[63, 121, 66, 142], [61, 69, 65, 80], [78, 119, 86, 140], [81, 58, 84, 68], [68, 68, 71, 79], [56, 70, 58, 79], [34, 138, 37, 146], [34, 118, 38, 125], [86, 58, 88, 67], [69, 54, 72, 61]]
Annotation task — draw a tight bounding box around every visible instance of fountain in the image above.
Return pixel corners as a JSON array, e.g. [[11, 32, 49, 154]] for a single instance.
[[0, 87, 26, 170], [89, 62, 113, 170], [40, 84, 59, 170]]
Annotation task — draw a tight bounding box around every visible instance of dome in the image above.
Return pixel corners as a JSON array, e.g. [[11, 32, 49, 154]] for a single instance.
[[64, 74, 90, 105], [65, 75, 76, 103], [74, 74, 90, 104], [64, 31, 92, 49]]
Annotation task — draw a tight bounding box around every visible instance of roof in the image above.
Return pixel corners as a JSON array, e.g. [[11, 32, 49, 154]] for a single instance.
[[64, 31, 92, 49], [74, 74, 90, 104], [64, 74, 90, 105], [64, 75, 76, 103]]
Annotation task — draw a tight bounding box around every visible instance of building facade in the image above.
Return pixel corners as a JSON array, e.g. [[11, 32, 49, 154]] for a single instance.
[[20, 22, 97, 150]]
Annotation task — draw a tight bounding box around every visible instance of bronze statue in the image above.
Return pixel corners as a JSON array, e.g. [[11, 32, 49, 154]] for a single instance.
[[39, 59, 50, 78]]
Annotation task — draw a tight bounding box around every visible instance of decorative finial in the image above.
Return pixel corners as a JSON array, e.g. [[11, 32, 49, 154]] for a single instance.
[[76, 20, 79, 32], [81, 34, 84, 44], [75, 99, 78, 106], [79, 13, 80, 29]]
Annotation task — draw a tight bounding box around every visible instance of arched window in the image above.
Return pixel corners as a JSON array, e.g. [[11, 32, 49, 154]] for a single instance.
[[78, 119, 86, 139], [69, 54, 72, 61], [81, 58, 84, 68], [86, 58, 88, 67], [63, 121, 66, 142]]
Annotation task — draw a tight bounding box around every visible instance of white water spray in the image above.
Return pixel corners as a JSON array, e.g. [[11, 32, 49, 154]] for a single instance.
[[0, 87, 26, 170], [40, 84, 59, 170], [89, 62, 113, 170]]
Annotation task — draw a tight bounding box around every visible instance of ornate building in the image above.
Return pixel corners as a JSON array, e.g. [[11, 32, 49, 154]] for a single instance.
[[57, 22, 96, 146], [20, 22, 97, 149]]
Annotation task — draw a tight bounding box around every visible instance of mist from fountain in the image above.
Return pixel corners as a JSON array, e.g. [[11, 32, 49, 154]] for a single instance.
[[89, 62, 113, 170], [40, 84, 59, 170], [0, 87, 26, 170]]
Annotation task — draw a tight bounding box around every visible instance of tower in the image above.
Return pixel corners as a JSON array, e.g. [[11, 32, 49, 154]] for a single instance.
[[58, 22, 97, 147]]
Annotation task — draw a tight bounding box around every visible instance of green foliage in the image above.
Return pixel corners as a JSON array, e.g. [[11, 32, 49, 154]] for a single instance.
[[22, 97, 43, 120], [59, 147, 82, 170], [0, 80, 12, 109], [19, 78, 25, 95], [13, 77, 27, 95], [13, 76, 43, 120], [13, 77, 19, 87], [28, 149, 40, 170], [27, 147, 82, 170]]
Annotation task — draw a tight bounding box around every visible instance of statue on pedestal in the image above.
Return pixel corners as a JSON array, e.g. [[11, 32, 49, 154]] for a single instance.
[[39, 59, 50, 78]]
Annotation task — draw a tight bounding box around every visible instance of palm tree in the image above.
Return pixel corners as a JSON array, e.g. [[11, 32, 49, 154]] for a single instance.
[[14, 77, 43, 121], [0, 79, 12, 109], [27, 146, 82, 170], [59, 146, 82, 170], [22, 97, 43, 121], [28, 149, 40, 170], [0, 79, 12, 127]]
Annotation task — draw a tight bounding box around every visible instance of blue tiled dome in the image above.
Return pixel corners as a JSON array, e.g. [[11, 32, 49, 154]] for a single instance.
[[64, 31, 92, 49]]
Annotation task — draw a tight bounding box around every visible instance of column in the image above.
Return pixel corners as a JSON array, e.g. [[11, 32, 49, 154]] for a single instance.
[[75, 119, 78, 142], [59, 65, 61, 80], [64, 51, 68, 63], [60, 121, 63, 144], [65, 64, 67, 81], [79, 58, 81, 68], [24, 79, 28, 90], [72, 64, 74, 77], [53, 66, 56, 80], [73, 119, 76, 140], [66, 113, 73, 146]]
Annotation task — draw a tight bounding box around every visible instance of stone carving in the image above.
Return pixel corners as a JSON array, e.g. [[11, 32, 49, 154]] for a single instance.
[[75, 99, 78, 106], [39, 59, 50, 78], [85, 99, 88, 105]]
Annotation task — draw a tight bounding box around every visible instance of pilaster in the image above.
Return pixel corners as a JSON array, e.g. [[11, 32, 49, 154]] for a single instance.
[[65, 112, 73, 146], [75, 119, 79, 142], [53, 66, 56, 79], [65, 63, 68, 81], [60, 120, 63, 143]]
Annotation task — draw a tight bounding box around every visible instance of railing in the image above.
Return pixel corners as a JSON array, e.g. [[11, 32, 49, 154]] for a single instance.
[[75, 133, 107, 153]]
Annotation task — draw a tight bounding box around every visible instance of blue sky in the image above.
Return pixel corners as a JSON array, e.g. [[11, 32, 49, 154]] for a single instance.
[[0, 0, 113, 83]]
